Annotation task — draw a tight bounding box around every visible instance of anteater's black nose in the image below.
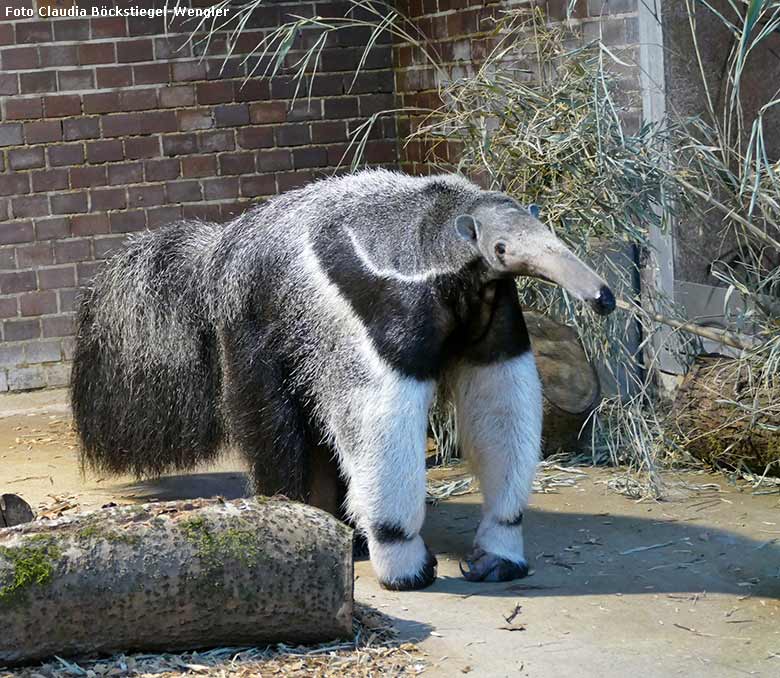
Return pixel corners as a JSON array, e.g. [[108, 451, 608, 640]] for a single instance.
[[592, 285, 616, 316]]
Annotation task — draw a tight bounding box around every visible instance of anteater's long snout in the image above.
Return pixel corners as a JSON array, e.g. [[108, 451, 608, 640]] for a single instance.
[[503, 236, 617, 316]]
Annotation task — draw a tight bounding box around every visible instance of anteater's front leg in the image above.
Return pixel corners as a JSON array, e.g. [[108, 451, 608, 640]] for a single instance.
[[450, 280, 542, 582], [340, 373, 437, 590]]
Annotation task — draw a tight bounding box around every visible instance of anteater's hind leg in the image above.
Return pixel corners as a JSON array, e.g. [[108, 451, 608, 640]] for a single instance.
[[306, 443, 342, 515], [220, 326, 308, 499], [221, 322, 365, 555], [307, 443, 369, 557]]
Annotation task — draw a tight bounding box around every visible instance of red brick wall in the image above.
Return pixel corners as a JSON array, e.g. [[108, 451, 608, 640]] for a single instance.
[[0, 0, 397, 391], [0, 0, 644, 392], [394, 0, 641, 175]]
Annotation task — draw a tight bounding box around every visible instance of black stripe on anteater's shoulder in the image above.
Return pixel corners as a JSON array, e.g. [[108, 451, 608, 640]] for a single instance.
[[70, 220, 225, 478], [310, 225, 460, 380], [300, 171, 526, 379]]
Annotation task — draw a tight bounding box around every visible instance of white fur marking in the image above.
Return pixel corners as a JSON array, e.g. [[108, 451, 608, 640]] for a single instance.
[[345, 228, 452, 283], [300, 236, 386, 374], [342, 362, 435, 582]]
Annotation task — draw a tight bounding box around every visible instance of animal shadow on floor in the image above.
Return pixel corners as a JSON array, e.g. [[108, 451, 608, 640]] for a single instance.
[[420, 498, 780, 600], [110, 471, 780, 601], [117, 471, 250, 503]]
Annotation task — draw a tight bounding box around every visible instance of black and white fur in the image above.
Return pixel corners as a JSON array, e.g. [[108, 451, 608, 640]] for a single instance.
[[71, 169, 614, 590]]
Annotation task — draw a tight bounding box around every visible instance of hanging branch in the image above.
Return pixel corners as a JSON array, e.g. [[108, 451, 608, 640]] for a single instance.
[[615, 299, 755, 352]]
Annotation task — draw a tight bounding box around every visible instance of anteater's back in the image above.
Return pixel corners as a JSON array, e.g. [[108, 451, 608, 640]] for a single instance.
[[70, 220, 226, 478]]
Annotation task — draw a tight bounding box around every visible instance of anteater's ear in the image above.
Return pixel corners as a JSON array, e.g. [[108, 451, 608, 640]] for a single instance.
[[455, 214, 480, 241], [528, 204, 541, 219]]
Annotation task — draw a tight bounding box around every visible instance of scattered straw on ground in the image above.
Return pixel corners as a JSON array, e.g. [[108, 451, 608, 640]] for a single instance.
[[4, 417, 78, 452], [0, 605, 427, 678], [425, 455, 589, 504]]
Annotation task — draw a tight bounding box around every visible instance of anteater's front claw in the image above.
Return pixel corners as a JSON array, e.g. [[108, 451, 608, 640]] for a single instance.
[[460, 548, 529, 583]]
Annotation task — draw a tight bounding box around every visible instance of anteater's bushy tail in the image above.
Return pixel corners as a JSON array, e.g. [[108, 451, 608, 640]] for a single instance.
[[70, 221, 225, 478]]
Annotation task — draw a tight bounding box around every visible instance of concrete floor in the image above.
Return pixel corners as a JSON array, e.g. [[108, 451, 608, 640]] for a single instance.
[[2, 389, 779, 677]]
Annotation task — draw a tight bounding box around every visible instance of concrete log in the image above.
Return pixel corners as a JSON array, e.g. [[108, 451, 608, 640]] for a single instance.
[[0, 497, 353, 665]]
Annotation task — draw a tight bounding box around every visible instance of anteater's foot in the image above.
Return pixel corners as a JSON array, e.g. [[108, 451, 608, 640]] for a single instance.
[[459, 548, 529, 582], [378, 544, 438, 591], [370, 531, 438, 591]]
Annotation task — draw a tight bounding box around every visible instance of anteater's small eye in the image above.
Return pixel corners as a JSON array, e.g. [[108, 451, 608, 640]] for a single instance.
[[495, 242, 507, 257]]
